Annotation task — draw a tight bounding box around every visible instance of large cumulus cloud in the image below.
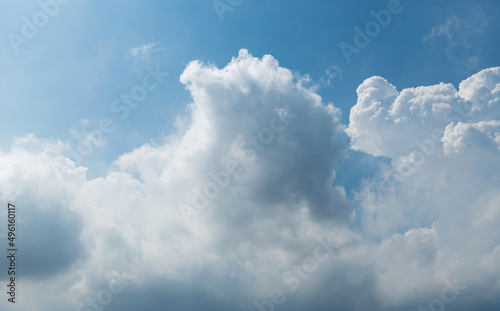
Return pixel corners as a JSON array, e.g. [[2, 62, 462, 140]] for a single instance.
[[0, 50, 350, 311], [0, 51, 499, 311]]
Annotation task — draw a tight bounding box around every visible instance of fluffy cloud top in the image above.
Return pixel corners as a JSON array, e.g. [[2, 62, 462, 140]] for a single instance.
[[347, 67, 500, 309]]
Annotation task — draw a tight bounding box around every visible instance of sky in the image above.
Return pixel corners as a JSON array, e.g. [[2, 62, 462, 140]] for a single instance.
[[0, 0, 499, 310]]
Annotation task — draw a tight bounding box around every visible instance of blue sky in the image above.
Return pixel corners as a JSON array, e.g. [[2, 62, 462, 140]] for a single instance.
[[1, 1, 500, 310]]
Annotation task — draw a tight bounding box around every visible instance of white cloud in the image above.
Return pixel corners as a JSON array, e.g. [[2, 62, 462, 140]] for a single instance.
[[1, 51, 500, 310], [0, 50, 350, 310], [346, 66, 500, 309]]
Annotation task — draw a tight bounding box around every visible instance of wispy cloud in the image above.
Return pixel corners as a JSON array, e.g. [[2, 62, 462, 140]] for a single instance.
[[129, 41, 164, 59], [422, 15, 463, 48], [298, 65, 342, 92], [319, 65, 342, 88], [422, 8, 488, 66], [70, 118, 107, 148]]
